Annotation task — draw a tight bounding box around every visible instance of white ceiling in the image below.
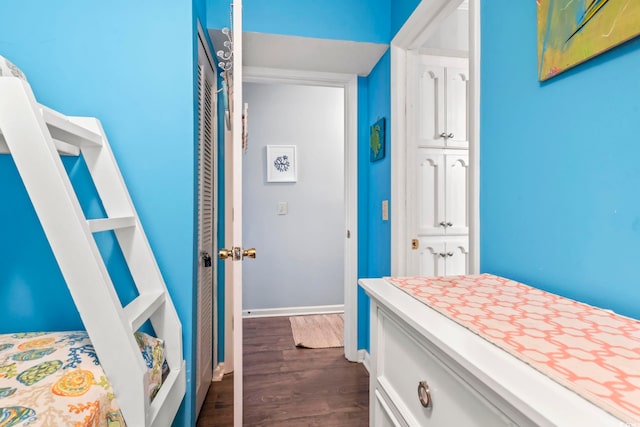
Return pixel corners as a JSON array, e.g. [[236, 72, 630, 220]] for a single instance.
[[209, 30, 388, 77]]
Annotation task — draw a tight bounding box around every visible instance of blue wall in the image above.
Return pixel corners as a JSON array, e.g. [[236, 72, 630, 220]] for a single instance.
[[391, 0, 422, 39], [357, 77, 371, 350], [0, 1, 202, 425], [209, 0, 390, 43], [357, 51, 393, 351], [481, 2, 640, 320]]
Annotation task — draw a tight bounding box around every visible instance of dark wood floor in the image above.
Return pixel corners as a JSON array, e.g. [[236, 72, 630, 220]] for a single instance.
[[196, 316, 369, 426]]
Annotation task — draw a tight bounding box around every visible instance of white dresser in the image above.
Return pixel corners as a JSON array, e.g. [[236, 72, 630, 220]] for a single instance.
[[360, 278, 624, 427]]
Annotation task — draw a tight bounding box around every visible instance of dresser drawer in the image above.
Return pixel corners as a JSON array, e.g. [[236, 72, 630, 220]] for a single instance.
[[375, 308, 515, 427]]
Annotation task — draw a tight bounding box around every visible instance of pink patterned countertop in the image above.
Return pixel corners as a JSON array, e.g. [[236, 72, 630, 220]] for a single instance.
[[386, 274, 640, 424]]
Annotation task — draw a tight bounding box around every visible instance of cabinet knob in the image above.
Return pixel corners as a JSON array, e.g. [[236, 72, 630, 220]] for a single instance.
[[418, 381, 432, 408], [439, 221, 448, 228], [447, 252, 454, 257], [447, 133, 454, 139], [439, 253, 447, 258], [439, 132, 448, 139], [446, 222, 453, 227]]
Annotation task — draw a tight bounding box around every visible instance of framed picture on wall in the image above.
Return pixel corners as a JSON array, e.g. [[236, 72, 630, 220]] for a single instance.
[[266, 145, 297, 182]]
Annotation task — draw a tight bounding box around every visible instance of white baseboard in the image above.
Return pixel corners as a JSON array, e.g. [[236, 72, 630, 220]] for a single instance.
[[242, 304, 344, 318], [358, 349, 371, 374], [211, 363, 226, 382]]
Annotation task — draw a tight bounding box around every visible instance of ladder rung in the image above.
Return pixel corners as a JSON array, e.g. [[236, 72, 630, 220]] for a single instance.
[[52, 138, 80, 156], [87, 216, 136, 233], [40, 105, 103, 148], [124, 291, 165, 332], [1, 129, 79, 156]]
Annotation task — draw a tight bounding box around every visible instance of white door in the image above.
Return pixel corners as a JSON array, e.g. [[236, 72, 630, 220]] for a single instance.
[[414, 61, 446, 148], [217, 3, 246, 425], [445, 236, 469, 275], [416, 236, 469, 276], [445, 66, 470, 149], [195, 31, 217, 416], [444, 152, 469, 236], [413, 150, 468, 237], [411, 56, 469, 150], [417, 239, 446, 276], [407, 51, 470, 276], [416, 149, 445, 236]]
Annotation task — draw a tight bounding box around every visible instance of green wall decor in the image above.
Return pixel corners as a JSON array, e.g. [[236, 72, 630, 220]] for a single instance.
[[370, 117, 385, 162]]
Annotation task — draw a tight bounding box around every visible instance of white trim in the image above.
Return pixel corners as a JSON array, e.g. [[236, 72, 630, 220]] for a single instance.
[[211, 362, 226, 382], [392, 0, 464, 50], [232, 2, 243, 425], [390, 0, 480, 276], [358, 349, 371, 374], [469, 0, 481, 273], [390, 46, 407, 276], [242, 304, 344, 318], [244, 66, 354, 87], [242, 66, 359, 362]]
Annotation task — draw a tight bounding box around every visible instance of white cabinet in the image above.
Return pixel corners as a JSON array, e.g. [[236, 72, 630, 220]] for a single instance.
[[417, 236, 468, 277], [407, 54, 470, 276], [412, 148, 469, 275], [373, 308, 517, 427], [416, 149, 468, 237], [360, 278, 624, 427], [412, 57, 469, 149]]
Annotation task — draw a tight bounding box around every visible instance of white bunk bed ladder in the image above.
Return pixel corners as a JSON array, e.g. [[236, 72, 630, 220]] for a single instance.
[[0, 77, 186, 427]]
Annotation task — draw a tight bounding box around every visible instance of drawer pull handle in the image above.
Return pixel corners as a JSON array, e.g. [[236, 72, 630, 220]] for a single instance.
[[418, 380, 432, 408]]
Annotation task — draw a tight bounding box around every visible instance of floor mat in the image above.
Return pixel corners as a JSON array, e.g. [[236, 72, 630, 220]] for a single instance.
[[289, 313, 344, 349]]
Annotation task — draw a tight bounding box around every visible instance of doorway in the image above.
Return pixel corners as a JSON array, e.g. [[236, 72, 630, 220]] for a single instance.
[[391, 0, 480, 277], [244, 67, 359, 362], [242, 81, 345, 315]]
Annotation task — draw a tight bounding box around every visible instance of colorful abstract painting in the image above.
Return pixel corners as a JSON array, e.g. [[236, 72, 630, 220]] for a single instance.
[[537, 0, 640, 81]]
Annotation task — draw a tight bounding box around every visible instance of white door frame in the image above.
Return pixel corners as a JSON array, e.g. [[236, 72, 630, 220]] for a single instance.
[[243, 66, 359, 362], [391, 0, 481, 276]]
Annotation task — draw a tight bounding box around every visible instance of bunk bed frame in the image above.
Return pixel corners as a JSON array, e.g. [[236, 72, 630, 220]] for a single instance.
[[0, 75, 186, 426]]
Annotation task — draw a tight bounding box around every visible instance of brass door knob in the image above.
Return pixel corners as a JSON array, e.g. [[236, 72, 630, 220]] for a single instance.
[[243, 248, 256, 259], [218, 248, 232, 260]]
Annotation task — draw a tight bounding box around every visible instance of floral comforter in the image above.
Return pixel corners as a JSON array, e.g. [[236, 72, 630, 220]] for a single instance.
[[0, 331, 166, 427]]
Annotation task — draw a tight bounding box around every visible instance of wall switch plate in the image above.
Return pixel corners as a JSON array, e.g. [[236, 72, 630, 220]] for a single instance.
[[277, 202, 288, 215], [382, 200, 389, 221]]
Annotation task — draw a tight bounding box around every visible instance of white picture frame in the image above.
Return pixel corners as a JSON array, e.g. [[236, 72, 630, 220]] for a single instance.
[[266, 145, 297, 182]]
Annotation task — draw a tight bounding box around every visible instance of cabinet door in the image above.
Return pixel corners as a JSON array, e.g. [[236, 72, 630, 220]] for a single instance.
[[445, 66, 469, 149], [417, 150, 446, 236], [417, 240, 446, 277], [445, 237, 469, 276], [444, 153, 469, 235], [416, 63, 446, 148]]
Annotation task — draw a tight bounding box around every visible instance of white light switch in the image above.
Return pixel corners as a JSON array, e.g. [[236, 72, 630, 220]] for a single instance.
[[277, 202, 288, 215], [382, 200, 389, 221]]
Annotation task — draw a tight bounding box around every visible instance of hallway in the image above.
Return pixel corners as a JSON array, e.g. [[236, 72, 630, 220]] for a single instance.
[[197, 316, 369, 426]]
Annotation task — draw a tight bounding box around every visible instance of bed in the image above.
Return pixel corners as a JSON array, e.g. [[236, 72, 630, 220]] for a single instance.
[[360, 274, 640, 427], [0, 331, 166, 426], [0, 55, 186, 427]]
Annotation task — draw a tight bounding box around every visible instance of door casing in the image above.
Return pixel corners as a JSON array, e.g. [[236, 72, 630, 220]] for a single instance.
[[243, 66, 359, 362], [391, 0, 481, 276]]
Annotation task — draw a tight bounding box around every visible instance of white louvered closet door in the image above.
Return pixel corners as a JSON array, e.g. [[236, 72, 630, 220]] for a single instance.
[[196, 32, 217, 417]]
